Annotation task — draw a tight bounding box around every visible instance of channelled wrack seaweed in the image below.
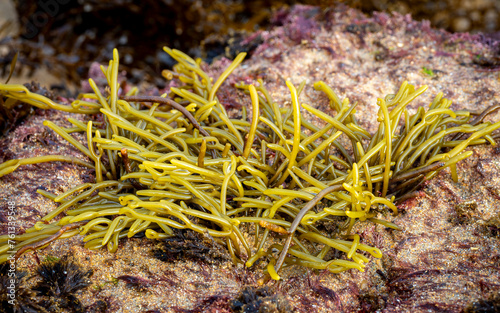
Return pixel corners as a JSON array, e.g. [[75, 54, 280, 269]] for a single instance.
[[0, 47, 499, 280]]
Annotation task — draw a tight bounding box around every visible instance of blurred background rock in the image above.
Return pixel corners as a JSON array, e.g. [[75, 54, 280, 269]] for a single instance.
[[349, 0, 499, 33]]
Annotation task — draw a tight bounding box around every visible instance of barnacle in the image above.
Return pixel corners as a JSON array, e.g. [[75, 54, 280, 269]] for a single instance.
[[0, 47, 499, 281]]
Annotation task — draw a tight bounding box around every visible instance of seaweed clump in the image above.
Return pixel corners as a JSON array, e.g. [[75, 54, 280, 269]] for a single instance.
[[0, 47, 499, 281], [230, 286, 291, 313], [153, 229, 230, 264], [171, 294, 232, 313], [0, 255, 91, 312], [465, 292, 500, 313], [33, 255, 93, 313], [0, 263, 46, 313]]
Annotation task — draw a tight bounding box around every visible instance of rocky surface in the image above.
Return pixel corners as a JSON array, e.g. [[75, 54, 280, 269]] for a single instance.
[[1, 4, 499, 312]]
